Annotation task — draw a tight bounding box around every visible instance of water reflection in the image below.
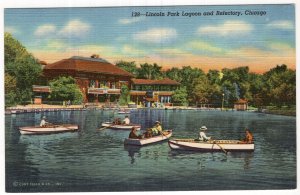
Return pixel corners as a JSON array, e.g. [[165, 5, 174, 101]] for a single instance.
[[124, 145, 141, 164], [6, 110, 296, 192]]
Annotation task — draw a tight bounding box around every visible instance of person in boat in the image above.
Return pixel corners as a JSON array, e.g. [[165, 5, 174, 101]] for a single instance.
[[151, 121, 163, 136], [144, 128, 153, 138], [196, 126, 211, 141], [129, 127, 142, 139], [40, 116, 49, 127], [123, 115, 130, 125], [241, 129, 253, 143], [113, 118, 122, 125]]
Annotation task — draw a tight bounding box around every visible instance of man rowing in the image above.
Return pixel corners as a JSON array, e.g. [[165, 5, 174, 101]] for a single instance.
[[195, 126, 211, 141], [40, 116, 50, 127], [240, 129, 253, 143], [123, 115, 130, 125]]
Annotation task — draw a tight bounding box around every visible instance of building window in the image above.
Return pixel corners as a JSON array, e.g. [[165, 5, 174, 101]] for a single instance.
[[90, 80, 95, 88]]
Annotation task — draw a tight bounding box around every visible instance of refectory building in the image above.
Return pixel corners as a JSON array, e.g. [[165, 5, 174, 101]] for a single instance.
[[36, 56, 133, 103], [33, 55, 180, 105]]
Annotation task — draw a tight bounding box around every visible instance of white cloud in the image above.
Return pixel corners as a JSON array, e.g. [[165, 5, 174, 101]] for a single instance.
[[198, 20, 253, 36], [34, 24, 56, 37], [5, 26, 18, 34], [267, 20, 294, 30], [133, 28, 177, 43], [58, 20, 91, 38], [118, 17, 144, 25]]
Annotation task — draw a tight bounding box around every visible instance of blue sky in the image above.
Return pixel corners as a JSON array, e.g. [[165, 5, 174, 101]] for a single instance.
[[5, 4, 295, 73]]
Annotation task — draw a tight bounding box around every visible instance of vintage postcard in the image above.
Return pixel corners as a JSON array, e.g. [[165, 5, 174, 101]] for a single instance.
[[3, 1, 297, 193]]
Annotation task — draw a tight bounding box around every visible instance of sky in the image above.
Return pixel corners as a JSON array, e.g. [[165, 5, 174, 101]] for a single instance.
[[4, 4, 295, 73]]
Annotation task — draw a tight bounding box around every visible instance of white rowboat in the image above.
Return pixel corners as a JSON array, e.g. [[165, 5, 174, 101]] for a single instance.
[[19, 124, 79, 135], [168, 139, 254, 152], [124, 130, 172, 146], [101, 122, 141, 130]]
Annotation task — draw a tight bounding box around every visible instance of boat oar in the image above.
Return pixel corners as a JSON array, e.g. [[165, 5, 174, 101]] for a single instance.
[[213, 140, 228, 154], [98, 126, 111, 130]]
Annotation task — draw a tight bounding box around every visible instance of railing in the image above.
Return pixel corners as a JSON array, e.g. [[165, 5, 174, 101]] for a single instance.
[[32, 85, 51, 93], [130, 90, 174, 95], [88, 88, 121, 94]]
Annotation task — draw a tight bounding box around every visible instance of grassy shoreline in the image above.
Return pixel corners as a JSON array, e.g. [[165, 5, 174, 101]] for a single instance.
[[263, 106, 296, 117]]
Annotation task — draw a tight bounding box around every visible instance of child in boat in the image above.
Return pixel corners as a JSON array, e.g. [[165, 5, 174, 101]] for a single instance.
[[129, 127, 142, 139], [196, 126, 211, 141], [151, 121, 163, 136]]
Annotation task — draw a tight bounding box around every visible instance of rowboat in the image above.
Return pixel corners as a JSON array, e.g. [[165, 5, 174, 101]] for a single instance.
[[124, 130, 172, 146], [168, 139, 254, 152], [101, 122, 141, 130], [19, 124, 79, 135]]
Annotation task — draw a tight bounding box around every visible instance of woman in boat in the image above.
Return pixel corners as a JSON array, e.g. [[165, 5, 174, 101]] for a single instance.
[[40, 116, 49, 127], [123, 116, 130, 125], [151, 121, 163, 136], [197, 126, 211, 141], [129, 127, 142, 139]]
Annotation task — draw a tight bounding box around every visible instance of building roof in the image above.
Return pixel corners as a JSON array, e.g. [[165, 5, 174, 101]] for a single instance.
[[235, 99, 248, 104], [131, 78, 180, 85], [44, 56, 133, 77]]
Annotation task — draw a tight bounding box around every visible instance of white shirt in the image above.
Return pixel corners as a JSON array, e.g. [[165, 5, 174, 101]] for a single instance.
[[123, 118, 130, 124], [199, 131, 211, 141], [40, 119, 47, 127]]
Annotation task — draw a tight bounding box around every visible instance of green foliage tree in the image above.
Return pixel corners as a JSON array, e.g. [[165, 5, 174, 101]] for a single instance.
[[119, 85, 130, 105], [263, 65, 295, 107], [116, 60, 138, 75], [192, 75, 221, 105], [166, 67, 182, 83], [48, 76, 83, 104], [137, 63, 164, 79], [5, 73, 17, 107], [4, 32, 42, 106], [172, 87, 188, 106]]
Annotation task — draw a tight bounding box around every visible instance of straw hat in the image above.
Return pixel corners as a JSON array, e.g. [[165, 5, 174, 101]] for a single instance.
[[200, 126, 207, 130]]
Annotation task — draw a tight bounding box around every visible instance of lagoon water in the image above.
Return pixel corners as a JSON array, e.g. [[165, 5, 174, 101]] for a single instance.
[[5, 109, 296, 192]]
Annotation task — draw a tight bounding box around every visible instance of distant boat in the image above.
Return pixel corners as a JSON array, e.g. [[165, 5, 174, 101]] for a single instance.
[[124, 130, 172, 146], [101, 122, 141, 130], [19, 124, 79, 135], [168, 139, 254, 152]]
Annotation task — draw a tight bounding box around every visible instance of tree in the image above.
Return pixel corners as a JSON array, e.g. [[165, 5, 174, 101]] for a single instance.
[[137, 63, 164, 79], [48, 76, 83, 104], [166, 67, 182, 83], [192, 75, 221, 105], [116, 60, 138, 75], [172, 87, 188, 106], [119, 85, 130, 105], [4, 32, 42, 106], [166, 66, 206, 104], [263, 65, 295, 107], [5, 73, 17, 107], [4, 32, 29, 66]]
